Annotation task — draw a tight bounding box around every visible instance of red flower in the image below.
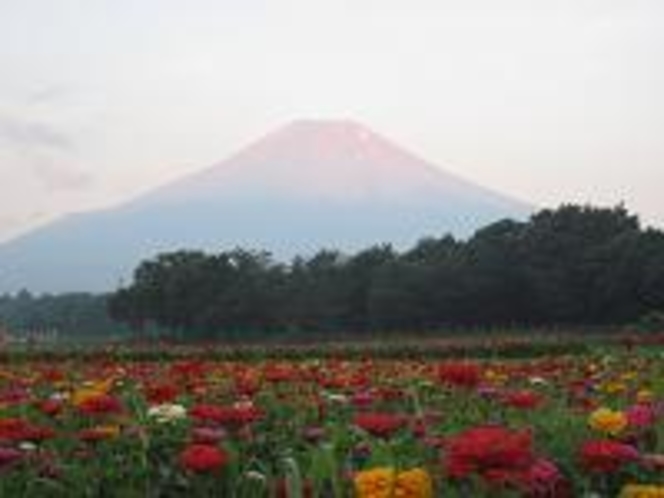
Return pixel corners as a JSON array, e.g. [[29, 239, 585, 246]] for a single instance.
[[39, 368, 65, 383], [351, 391, 374, 409], [503, 390, 544, 410], [145, 383, 179, 405], [438, 362, 482, 388], [578, 440, 639, 473], [235, 378, 260, 397], [38, 399, 63, 417], [170, 361, 207, 378], [77, 426, 120, 442], [444, 425, 534, 480], [353, 412, 406, 438], [189, 404, 261, 428], [0, 418, 55, 443], [77, 394, 123, 416], [0, 418, 30, 442], [520, 459, 572, 498], [264, 364, 298, 383], [179, 444, 228, 473]]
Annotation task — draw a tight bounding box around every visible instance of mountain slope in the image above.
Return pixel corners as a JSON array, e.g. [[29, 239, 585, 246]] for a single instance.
[[0, 120, 532, 292]]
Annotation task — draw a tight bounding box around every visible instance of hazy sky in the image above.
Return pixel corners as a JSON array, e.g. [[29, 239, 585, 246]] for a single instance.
[[1, 0, 663, 239]]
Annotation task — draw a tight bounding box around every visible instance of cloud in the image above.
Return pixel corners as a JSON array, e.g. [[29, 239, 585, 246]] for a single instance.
[[28, 160, 92, 191], [25, 84, 72, 106], [0, 114, 72, 151], [0, 113, 92, 191]]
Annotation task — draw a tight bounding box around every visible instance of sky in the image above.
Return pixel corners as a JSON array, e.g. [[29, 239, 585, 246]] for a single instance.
[[1, 0, 663, 240]]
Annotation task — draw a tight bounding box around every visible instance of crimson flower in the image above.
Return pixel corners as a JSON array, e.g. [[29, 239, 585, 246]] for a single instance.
[[444, 425, 534, 481], [578, 440, 639, 473], [438, 362, 483, 388], [77, 394, 123, 416], [502, 390, 544, 410], [189, 404, 261, 428], [37, 399, 63, 417], [519, 459, 572, 498], [353, 412, 406, 438], [179, 444, 228, 473], [351, 391, 374, 409], [0, 418, 55, 443], [145, 383, 179, 405]]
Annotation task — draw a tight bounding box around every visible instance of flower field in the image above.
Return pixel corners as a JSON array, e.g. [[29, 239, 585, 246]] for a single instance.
[[0, 338, 663, 497]]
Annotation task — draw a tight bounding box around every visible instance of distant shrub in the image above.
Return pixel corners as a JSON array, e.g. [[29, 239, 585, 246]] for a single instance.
[[635, 310, 664, 333]]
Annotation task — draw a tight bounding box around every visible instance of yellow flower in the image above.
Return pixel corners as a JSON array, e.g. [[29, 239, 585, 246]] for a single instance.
[[395, 468, 433, 498], [355, 468, 394, 498], [619, 484, 664, 497], [354, 468, 433, 498], [637, 389, 655, 404], [485, 370, 508, 385], [71, 378, 115, 407], [603, 381, 627, 395], [79, 424, 121, 441], [588, 407, 628, 436], [621, 371, 638, 382]]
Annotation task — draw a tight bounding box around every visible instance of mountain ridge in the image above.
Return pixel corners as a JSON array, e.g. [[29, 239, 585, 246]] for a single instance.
[[0, 120, 533, 292]]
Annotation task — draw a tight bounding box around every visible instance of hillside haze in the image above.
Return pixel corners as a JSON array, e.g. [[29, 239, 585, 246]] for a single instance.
[[0, 120, 532, 292]]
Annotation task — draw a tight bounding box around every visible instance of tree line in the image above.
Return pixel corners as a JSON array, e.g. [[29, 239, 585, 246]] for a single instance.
[[0, 291, 122, 338], [107, 204, 664, 338]]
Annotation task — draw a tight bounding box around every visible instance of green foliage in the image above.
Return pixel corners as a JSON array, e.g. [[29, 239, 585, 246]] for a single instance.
[[635, 310, 664, 333], [106, 204, 664, 339], [3, 204, 664, 340], [0, 292, 126, 338]]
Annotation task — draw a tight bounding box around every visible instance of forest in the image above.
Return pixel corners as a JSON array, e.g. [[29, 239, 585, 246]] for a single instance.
[[2, 204, 663, 339], [106, 204, 664, 338]]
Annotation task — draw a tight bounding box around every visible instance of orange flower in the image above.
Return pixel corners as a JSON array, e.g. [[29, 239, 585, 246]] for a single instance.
[[78, 425, 121, 442]]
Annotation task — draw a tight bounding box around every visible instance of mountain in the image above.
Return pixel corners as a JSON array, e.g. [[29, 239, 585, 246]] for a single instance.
[[0, 120, 532, 292]]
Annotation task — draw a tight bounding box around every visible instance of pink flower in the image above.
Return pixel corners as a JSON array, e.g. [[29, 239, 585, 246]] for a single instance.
[[0, 447, 22, 468], [626, 405, 655, 428]]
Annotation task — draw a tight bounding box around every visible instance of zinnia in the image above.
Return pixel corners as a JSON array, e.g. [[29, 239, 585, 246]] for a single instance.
[[619, 484, 664, 497], [578, 440, 639, 473], [444, 425, 534, 481], [626, 404, 655, 429], [78, 425, 121, 442], [0, 446, 22, 468], [179, 444, 228, 473], [438, 362, 482, 388], [76, 393, 123, 416], [189, 404, 261, 428], [588, 407, 628, 436], [147, 403, 186, 424], [354, 412, 406, 438], [503, 390, 544, 410], [354, 467, 433, 498]]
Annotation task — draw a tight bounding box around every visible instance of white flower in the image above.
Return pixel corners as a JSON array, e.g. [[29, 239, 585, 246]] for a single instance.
[[244, 470, 267, 482], [324, 392, 348, 404], [50, 391, 69, 401], [147, 403, 186, 423], [528, 376, 548, 386], [233, 398, 255, 410]]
